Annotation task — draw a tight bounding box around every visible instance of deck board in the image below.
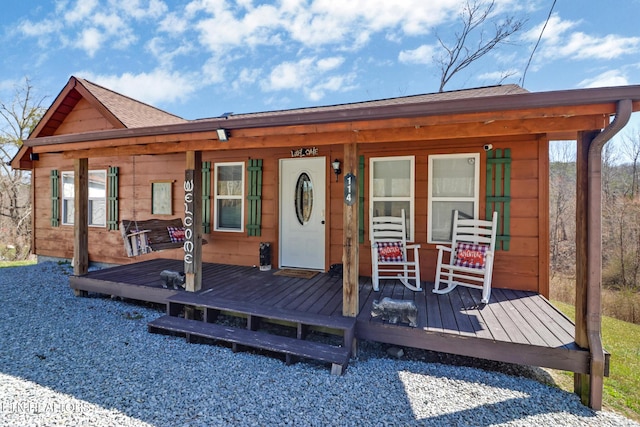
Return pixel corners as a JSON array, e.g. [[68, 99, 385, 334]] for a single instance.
[[69, 258, 597, 375]]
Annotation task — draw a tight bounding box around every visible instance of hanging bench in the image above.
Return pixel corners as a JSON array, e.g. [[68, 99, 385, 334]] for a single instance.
[[120, 218, 206, 257]]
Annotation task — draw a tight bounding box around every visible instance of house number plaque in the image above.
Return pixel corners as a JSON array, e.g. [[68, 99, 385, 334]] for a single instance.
[[344, 173, 357, 206]]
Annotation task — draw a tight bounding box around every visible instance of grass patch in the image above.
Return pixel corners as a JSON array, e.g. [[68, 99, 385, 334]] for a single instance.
[[547, 300, 640, 422], [0, 260, 36, 268]]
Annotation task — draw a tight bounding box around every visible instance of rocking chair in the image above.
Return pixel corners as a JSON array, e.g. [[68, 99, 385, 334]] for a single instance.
[[370, 209, 421, 292], [433, 210, 498, 304]]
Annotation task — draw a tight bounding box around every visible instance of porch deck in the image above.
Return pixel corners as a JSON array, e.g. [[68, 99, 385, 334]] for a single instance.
[[69, 258, 599, 375]]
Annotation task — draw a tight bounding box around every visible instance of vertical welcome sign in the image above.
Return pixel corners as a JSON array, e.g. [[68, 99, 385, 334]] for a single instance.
[[183, 170, 195, 268]]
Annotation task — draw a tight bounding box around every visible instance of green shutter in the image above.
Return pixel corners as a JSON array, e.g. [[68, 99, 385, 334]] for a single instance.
[[51, 170, 59, 227], [107, 167, 119, 231], [486, 149, 511, 250], [359, 155, 365, 243], [202, 161, 211, 233], [246, 159, 263, 237]]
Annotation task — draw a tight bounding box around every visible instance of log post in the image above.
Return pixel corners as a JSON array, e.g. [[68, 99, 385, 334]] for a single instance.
[[184, 151, 203, 292], [574, 131, 594, 404], [73, 158, 89, 294], [342, 143, 359, 317]]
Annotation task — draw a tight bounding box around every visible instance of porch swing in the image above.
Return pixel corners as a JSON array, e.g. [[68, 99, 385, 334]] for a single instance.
[[118, 157, 190, 257]]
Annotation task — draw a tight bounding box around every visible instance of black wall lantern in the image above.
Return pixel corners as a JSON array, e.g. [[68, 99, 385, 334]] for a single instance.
[[331, 159, 341, 182]]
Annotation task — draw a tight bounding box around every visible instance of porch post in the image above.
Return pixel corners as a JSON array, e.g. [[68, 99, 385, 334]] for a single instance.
[[73, 158, 89, 281], [342, 143, 359, 317], [184, 151, 203, 292], [574, 131, 596, 404]]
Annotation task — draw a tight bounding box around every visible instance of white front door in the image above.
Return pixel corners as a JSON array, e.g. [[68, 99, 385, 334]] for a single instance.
[[279, 157, 326, 269]]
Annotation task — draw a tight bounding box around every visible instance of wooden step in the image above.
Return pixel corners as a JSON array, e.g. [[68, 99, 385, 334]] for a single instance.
[[166, 292, 356, 332], [148, 315, 351, 375]]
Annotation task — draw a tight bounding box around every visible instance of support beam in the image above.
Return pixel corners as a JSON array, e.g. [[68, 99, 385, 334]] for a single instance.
[[342, 143, 359, 317], [73, 158, 89, 292], [574, 130, 597, 404], [184, 151, 203, 292]]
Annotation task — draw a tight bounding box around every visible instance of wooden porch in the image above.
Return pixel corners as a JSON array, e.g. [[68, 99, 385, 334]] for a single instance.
[[69, 258, 603, 376]]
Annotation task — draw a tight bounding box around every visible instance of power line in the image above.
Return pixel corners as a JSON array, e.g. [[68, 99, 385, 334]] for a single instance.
[[521, 0, 557, 88]]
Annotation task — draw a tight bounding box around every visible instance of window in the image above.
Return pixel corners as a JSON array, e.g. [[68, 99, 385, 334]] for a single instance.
[[214, 162, 244, 232], [370, 156, 414, 241], [61, 170, 107, 227], [428, 153, 479, 243]]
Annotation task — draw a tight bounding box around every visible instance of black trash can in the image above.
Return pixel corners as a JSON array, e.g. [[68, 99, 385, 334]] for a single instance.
[[259, 242, 271, 271]]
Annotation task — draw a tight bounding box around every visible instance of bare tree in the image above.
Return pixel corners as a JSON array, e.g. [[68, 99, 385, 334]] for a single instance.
[[621, 129, 640, 198], [549, 142, 576, 273], [435, 0, 526, 92], [0, 77, 46, 260]]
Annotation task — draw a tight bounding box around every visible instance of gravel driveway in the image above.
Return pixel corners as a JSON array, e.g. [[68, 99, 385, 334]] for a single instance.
[[0, 262, 637, 427]]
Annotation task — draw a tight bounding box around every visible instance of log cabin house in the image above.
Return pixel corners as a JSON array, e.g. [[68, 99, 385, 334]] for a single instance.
[[11, 76, 640, 409]]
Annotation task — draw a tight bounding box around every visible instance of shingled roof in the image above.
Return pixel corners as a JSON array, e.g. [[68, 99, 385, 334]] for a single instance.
[[74, 77, 186, 128], [196, 84, 529, 122]]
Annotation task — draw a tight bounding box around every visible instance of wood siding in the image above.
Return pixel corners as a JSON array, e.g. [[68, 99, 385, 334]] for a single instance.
[[32, 133, 548, 294], [53, 98, 116, 135]]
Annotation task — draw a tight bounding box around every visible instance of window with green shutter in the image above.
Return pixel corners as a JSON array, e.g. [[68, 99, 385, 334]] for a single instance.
[[486, 149, 511, 250], [107, 166, 119, 231], [246, 159, 263, 236], [51, 170, 60, 227]]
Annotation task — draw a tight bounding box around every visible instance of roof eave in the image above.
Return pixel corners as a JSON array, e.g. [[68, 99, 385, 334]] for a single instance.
[[24, 85, 640, 148]]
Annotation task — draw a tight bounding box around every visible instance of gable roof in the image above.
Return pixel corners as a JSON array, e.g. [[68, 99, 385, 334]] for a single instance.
[[30, 76, 186, 138]]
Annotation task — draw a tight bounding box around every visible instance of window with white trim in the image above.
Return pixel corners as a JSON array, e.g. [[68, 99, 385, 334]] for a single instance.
[[61, 170, 107, 227], [214, 162, 244, 232], [428, 153, 479, 243], [369, 156, 415, 241]]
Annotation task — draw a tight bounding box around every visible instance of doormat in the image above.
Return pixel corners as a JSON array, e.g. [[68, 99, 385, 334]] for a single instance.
[[273, 269, 319, 279]]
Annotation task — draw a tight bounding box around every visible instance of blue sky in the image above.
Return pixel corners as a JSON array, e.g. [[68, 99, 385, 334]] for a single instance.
[[2, 0, 640, 151]]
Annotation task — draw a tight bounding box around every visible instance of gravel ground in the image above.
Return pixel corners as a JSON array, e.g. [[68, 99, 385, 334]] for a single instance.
[[1, 262, 638, 427]]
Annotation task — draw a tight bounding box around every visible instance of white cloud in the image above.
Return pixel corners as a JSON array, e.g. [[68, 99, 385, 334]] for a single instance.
[[158, 12, 189, 34], [117, 0, 168, 20], [232, 67, 262, 91], [262, 56, 355, 101], [147, 37, 194, 67], [398, 45, 436, 65], [564, 33, 640, 61], [317, 57, 345, 72], [265, 58, 314, 91], [525, 14, 640, 62], [523, 14, 578, 45], [81, 69, 198, 105], [75, 28, 104, 57], [578, 70, 629, 88], [64, 0, 99, 24], [18, 18, 62, 38]]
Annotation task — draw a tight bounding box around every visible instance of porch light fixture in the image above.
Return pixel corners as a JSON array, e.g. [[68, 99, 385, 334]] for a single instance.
[[216, 128, 229, 141], [332, 159, 341, 182]]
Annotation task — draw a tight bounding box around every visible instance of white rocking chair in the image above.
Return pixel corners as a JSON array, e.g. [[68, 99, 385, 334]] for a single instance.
[[370, 209, 421, 292], [433, 210, 498, 304]]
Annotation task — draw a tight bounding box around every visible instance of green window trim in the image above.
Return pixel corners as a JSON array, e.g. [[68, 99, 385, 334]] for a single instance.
[[486, 148, 511, 250], [246, 159, 263, 237], [107, 166, 119, 231], [202, 161, 211, 234], [359, 155, 365, 243], [51, 170, 60, 227]]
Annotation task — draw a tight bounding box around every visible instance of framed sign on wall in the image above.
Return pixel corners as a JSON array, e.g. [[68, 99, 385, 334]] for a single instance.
[[151, 181, 173, 215]]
